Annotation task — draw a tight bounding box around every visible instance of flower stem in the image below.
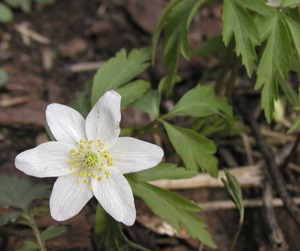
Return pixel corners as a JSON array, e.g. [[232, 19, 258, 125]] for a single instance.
[[228, 208, 244, 251], [24, 213, 47, 251]]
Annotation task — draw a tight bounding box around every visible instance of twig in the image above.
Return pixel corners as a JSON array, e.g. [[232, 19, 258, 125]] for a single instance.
[[68, 62, 102, 72], [262, 180, 287, 249], [149, 166, 263, 189], [198, 197, 300, 211], [15, 23, 50, 45], [0, 94, 38, 107], [233, 92, 300, 228]]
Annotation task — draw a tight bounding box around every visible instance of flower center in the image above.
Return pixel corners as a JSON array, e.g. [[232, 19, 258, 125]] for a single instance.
[[67, 139, 114, 189], [82, 151, 99, 168]]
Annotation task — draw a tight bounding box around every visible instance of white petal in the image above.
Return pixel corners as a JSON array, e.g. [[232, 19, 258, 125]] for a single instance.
[[92, 170, 136, 226], [110, 137, 164, 174], [85, 91, 121, 149], [50, 175, 93, 221], [46, 103, 87, 144], [15, 142, 74, 178]]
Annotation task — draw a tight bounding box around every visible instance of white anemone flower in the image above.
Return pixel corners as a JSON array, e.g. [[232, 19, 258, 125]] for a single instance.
[[15, 90, 163, 226]]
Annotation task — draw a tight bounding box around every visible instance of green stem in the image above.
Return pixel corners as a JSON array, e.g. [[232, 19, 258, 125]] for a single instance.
[[24, 213, 47, 251], [228, 208, 244, 251]]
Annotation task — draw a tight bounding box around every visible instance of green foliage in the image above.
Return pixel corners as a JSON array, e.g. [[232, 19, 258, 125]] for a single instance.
[[41, 225, 67, 241], [288, 116, 300, 133], [127, 176, 216, 248], [17, 241, 39, 251], [94, 205, 149, 251], [0, 211, 22, 226], [132, 89, 160, 117], [255, 13, 292, 122], [163, 122, 218, 177], [167, 85, 233, 119], [222, 169, 244, 213], [116, 80, 151, 109], [91, 48, 150, 105], [0, 175, 51, 211], [222, 0, 260, 76], [0, 68, 9, 85], [128, 163, 197, 181], [4, 0, 55, 13], [152, 0, 205, 95], [0, 3, 13, 23], [193, 35, 226, 58], [222, 169, 244, 250], [68, 80, 92, 117], [281, 0, 300, 8], [285, 16, 300, 69]]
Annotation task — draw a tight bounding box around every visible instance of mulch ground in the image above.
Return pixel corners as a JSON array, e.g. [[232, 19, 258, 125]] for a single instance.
[[1, 0, 300, 250]]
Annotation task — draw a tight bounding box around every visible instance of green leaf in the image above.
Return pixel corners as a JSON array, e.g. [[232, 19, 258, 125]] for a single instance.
[[68, 80, 92, 117], [4, 0, 31, 12], [34, 0, 56, 5], [127, 163, 197, 182], [255, 13, 292, 122], [287, 116, 300, 134], [0, 3, 13, 23], [17, 241, 39, 251], [193, 35, 226, 57], [222, 0, 260, 76], [0, 68, 9, 86], [127, 177, 216, 248], [163, 122, 218, 177], [41, 225, 67, 241], [168, 85, 233, 119], [0, 211, 22, 226], [91, 48, 150, 105], [222, 169, 244, 212], [284, 15, 300, 71], [132, 89, 160, 117], [0, 175, 51, 211], [221, 169, 244, 250], [238, 0, 272, 16], [152, 0, 205, 95], [94, 205, 149, 251], [281, 0, 300, 8], [116, 80, 151, 109]]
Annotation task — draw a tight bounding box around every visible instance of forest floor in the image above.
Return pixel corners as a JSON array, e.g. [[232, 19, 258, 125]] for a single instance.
[[0, 0, 300, 250]]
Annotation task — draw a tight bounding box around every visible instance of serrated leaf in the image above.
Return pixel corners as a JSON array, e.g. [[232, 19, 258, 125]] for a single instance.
[[237, 0, 272, 16], [0, 175, 51, 211], [287, 116, 300, 133], [17, 241, 39, 251], [222, 0, 260, 76], [41, 225, 67, 241], [132, 89, 160, 117], [152, 0, 205, 95], [0, 3, 13, 23], [127, 163, 197, 182], [127, 177, 216, 248], [116, 80, 151, 109], [168, 85, 233, 119], [91, 48, 150, 105], [284, 15, 300, 71], [255, 13, 292, 122], [163, 122, 218, 177], [0, 211, 22, 226]]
